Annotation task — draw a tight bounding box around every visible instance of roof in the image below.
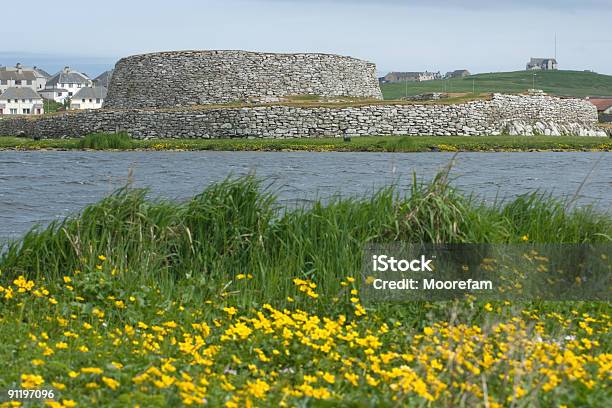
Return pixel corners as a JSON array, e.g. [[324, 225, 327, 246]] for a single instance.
[[46, 68, 91, 86], [93, 70, 113, 87], [0, 87, 42, 100], [0, 69, 36, 81], [588, 98, 612, 112], [529, 57, 557, 64], [73, 86, 107, 99], [39, 87, 69, 93], [33, 67, 51, 78]]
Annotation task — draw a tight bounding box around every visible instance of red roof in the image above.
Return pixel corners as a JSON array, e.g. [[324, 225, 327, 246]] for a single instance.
[[588, 98, 612, 112]]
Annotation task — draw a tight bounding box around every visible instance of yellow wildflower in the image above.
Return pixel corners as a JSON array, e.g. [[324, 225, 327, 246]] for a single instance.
[[21, 373, 44, 388]]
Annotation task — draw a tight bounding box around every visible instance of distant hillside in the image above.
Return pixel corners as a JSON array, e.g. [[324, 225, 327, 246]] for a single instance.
[[380, 70, 612, 99]]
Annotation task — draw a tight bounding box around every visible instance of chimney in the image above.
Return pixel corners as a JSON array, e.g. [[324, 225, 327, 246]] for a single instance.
[[63, 66, 70, 73], [16, 62, 22, 73]]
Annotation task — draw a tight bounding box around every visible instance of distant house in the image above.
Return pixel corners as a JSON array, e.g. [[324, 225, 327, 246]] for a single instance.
[[93, 70, 113, 88], [70, 86, 107, 110], [0, 87, 44, 115], [39, 87, 71, 103], [445, 69, 470, 79], [380, 71, 442, 83], [590, 99, 612, 114], [0, 63, 48, 94], [45, 67, 92, 99], [526, 58, 558, 70], [587, 97, 612, 122]]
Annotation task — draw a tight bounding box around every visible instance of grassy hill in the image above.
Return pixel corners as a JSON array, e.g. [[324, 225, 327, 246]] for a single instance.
[[380, 70, 612, 99]]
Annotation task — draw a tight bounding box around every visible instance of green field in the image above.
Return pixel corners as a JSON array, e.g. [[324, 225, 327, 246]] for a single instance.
[[381, 70, 612, 99], [1, 133, 611, 153], [0, 174, 610, 406]]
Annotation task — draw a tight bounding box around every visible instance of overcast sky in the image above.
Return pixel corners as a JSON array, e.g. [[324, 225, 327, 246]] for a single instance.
[[1, 0, 610, 76]]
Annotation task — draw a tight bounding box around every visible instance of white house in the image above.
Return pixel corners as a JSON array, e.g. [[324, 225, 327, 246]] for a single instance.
[[380, 71, 442, 83], [0, 63, 48, 94], [70, 86, 107, 110], [39, 87, 71, 103], [45, 67, 92, 99], [0, 87, 44, 115]]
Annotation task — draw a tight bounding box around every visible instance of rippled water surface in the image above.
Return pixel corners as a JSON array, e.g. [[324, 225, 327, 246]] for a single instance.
[[1, 151, 610, 242]]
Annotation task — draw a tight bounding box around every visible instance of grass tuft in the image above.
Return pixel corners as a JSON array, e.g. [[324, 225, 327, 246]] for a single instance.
[[78, 132, 135, 149]]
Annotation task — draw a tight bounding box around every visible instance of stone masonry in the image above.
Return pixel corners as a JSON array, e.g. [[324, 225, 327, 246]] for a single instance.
[[104, 50, 383, 108], [0, 94, 605, 138]]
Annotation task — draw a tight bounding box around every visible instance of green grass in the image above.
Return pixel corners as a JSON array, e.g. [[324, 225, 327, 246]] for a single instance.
[[1, 133, 611, 152], [78, 132, 136, 149], [0, 175, 610, 406], [42, 100, 64, 114], [381, 70, 612, 99], [2, 174, 611, 301]]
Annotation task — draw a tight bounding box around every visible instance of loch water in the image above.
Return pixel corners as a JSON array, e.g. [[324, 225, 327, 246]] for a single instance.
[[1, 151, 610, 242]]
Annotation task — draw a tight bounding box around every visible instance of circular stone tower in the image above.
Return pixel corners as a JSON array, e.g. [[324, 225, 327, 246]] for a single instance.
[[103, 50, 383, 109]]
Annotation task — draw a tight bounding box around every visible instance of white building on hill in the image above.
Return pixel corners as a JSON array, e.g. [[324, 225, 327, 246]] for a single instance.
[[0, 87, 44, 115], [70, 86, 107, 110], [526, 58, 558, 70]]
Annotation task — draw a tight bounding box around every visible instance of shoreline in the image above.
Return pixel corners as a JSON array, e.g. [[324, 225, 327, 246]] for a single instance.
[[1, 135, 611, 153]]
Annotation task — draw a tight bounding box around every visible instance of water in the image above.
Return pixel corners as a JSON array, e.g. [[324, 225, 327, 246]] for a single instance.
[[1, 151, 610, 243]]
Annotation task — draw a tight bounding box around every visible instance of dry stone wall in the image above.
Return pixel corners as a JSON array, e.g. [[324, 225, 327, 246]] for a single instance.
[[104, 51, 383, 109], [0, 94, 605, 139]]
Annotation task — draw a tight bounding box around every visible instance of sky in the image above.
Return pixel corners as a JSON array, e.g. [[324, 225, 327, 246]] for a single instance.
[[1, 0, 611, 77]]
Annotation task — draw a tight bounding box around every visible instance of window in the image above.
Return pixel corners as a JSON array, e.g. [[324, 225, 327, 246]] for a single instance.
[[82, 99, 86, 102], [69, 92, 73, 96], [27, 80, 32, 85], [36, 108, 41, 114], [96, 98, 101, 103], [89, 99, 93, 103], [15, 80, 22, 85], [10, 108, 17, 114], [22, 99, 26, 103], [22, 108, 30, 114], [29, 99, 32, 103], [0, 108, 3, 114], [58, 92, 62, 96], [0, 80, 6, 85]]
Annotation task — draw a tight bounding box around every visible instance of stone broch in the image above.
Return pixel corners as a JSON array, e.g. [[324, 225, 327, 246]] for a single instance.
[[104, 50, 383, 108]]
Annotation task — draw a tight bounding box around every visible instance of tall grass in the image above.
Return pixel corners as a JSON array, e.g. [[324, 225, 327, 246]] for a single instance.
[[1, 174, 610, 303], [78, 132, 135, 149]]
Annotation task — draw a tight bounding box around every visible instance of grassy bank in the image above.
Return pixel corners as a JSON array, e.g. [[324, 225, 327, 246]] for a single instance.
[[1, 133, 611, 152], [0, 175, 610, 406], [380, 70, 612, 99]]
